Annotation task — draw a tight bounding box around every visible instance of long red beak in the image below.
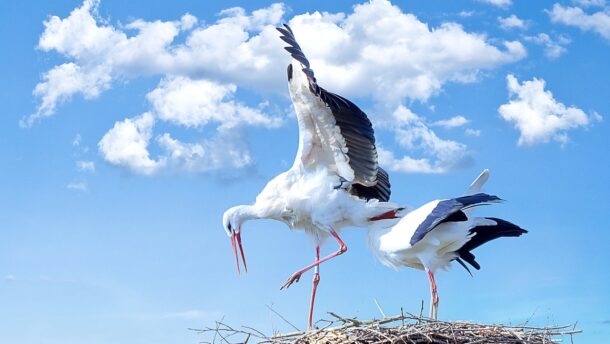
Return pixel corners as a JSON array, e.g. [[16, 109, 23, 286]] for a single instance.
[[230, 232, 248, 274]]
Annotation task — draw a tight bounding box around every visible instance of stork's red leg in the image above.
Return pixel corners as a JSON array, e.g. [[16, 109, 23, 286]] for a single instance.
[[307, 245, 321, 331], [281, 228, 347, 290], [425, 267, 439, 319]]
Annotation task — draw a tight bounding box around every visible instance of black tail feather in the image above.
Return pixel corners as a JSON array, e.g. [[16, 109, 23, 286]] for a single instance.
[[455, 217, 527, 272]]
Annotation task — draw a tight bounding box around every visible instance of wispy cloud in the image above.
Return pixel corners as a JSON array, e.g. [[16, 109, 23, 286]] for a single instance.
[[378, 106, 472, 174], [72, 134, 82, 147], [76, 160, 95, 172], [548, 3, 610, 41], [465, 128, 481, 137], [573, 0, 607, 8], [524, 33, 570, 59], [5, 274, 16, 282], [498, 14, 528, 30], [66, 181, 88, 191], [478, 0, 512, 8], [432, 116, 469, 129]]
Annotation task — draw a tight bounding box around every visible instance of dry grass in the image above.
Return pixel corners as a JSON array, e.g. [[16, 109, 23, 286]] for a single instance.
[[191, 311, 581, 344]]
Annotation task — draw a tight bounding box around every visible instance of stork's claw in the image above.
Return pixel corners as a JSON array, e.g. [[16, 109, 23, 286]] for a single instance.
[[280, 272, 303, 290]]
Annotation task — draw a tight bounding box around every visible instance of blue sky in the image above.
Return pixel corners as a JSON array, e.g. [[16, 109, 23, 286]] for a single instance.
[[1, 0, 609, 343]]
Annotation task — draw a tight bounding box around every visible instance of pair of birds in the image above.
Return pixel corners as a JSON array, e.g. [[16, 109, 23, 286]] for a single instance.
[[222, 24, 526, 330]]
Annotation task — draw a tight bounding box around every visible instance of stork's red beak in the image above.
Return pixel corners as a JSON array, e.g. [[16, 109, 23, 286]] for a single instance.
[[230, 231, 247, 274]]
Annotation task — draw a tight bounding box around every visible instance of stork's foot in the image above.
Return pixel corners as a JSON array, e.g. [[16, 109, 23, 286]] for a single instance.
[[280, 272, 303, 290]]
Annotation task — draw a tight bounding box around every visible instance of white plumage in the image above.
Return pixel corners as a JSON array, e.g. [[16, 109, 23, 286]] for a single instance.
[[367, 170, 527, 319], [222, 24, 398, 330]]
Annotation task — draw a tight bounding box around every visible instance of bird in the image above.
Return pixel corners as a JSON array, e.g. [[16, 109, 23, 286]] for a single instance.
[[222, 24, 401, 330], [366, 170, 527, 319]]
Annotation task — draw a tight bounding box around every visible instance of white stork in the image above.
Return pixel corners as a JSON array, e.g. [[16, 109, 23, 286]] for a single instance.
[[367, 170, 527, 319], [222, 24, 400, 329]]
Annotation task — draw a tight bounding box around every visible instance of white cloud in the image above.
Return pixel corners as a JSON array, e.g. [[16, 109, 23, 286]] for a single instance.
[[96, 76, 277, 175], [478, 0, 512, 8], [573, 0, 606, 8], [287, 1, 526, 105], [157, 132, 253, 173], [147, 76, 281, 129], [525, 33, 570, 59], [66, 181, 88, 191], [179, 13, 197, 30], [378, 106, 471, 173], [548, 4, 610, 41], [432, 115, 469, 128], [25, 0, 287, 126], [23, 63, 111, 127], [458, 10, 476, 17], [29, 0, 525, 124], [465, 128, 482, 137], [31, 0, 529, 175], [98, 123, 255, 175], [76, 160, 95, 172], [98, 113, 165, 175], [72, 133, 82, 146], [498, 74, 602, 145], [498, 14, 527, 30], [5, 274, 16, 282]]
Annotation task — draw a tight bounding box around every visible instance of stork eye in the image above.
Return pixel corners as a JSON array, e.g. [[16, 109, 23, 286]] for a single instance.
[[227, 222, 233, 232]]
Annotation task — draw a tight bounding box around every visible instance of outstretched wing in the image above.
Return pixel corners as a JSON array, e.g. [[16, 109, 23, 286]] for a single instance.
[[409, 193, 502, 246], [277, 24, 379, 187]]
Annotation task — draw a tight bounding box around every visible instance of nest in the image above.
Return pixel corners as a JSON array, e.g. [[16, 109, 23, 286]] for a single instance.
[[191, 312, 580, 344]]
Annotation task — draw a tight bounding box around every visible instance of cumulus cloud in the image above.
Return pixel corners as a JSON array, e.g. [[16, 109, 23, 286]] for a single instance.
[[97, 76, 280, 174], [432, 115, 469, 128], [286, 1, 525, 106], [23, 63, 111, 127], [524, 33, 570, 59], [98, 116, 255, 175], [498, 74, 602, 145], [31, 0, 528, 175], [98, 113, 165, 175], [548, 4, 610, 41], [24, 0, 287, 126], [378, 106, 471, 173], [478, 0, 512, 8], [498, 14, 527, 30], [147, 76, 281, 129], [29, 0, 525, 124]]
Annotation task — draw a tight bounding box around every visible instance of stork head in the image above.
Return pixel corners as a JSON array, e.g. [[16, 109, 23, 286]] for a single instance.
[[222, 206, 248, 274]]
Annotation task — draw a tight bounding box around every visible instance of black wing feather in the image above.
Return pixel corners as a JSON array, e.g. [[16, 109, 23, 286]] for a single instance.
[[350, 167, 391, 202], [276, 24, 379, 186], [455, 217, 527, 271], [409, 193, 502, 246]]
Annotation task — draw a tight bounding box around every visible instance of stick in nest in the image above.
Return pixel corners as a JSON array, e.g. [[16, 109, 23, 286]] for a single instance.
[[190, 312, 581, 344]]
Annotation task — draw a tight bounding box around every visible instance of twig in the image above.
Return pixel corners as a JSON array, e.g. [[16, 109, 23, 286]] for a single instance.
[[374, 298, 387, 318], [266, 304, 301, 332]]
